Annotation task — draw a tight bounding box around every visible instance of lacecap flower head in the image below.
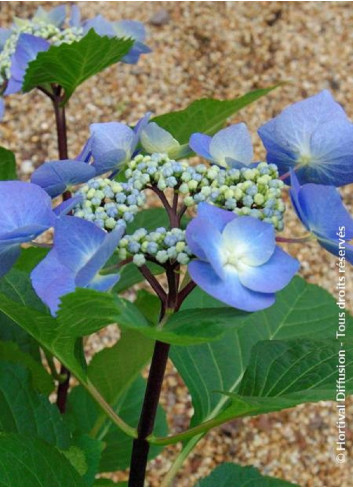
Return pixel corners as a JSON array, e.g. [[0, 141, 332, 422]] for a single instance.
[[258, 90, 353, 186], [186, 202, 299, 312]]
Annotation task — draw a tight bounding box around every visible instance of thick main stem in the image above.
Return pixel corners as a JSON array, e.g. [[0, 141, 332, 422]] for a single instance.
[[129, 263, 178, 486], [53, 92, 68, 160], [129, 340, 171, 487], [52, 88, 71, 413]]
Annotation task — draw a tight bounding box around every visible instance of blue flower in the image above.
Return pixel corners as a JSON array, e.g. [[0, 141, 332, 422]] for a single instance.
[[4, 33, 49, 96], [76, 10, 150, 64], [189, 123, 254, 169], [32, 5, 67, 27], [88, 114, 150, 175], [290, 171, 353, 263], [186, 202, 299, 312], [31, 216, 124, 315], [31, 159, 96, 198], [0, 181, 56, 277], [258, 90, 353, 187]]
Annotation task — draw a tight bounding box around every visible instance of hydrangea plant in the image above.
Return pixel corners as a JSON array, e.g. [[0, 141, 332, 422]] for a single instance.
[[0, 4, 352, 488]]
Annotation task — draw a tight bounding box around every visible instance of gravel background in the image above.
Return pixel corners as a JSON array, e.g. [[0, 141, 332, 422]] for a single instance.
[[1, 1, 352, 487]]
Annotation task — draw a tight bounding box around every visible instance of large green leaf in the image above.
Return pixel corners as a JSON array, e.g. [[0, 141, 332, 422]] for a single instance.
[[67, 377, 167, 472], [58, 288, 247, 346], [196, 463, 298, 487], [208, 339, 353, 425], [0, 271, 109, 383], [98, 375, 167, 471], [23, 30, 134, 101], [66, 329, 165, 471], [0, 433, 84, 486], [171, 276, 353, 426], [0, 341, 53, 395], [0, 361, 70, 449], [88, 329, 154, 404], [0, 147, 16, 180], [152, 85, 278, 149]]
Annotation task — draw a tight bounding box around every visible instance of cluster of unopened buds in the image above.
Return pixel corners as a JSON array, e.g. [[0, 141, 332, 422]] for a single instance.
[[73, 177, 146, 230], [118, 227, 192, 266]]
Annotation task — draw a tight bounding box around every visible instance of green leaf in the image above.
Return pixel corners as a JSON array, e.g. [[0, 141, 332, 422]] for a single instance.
[[196, 463, 298, 487], [114, 261, 164, 294], [23, 30, 134, 101], [0, 341, 53, 395], [65, 435, 103, 486], [0, 269, 48, 360], [88, 330, 154, 404], [135, 289, 161, 324], [152, 85, 279, 151], [94, 479, 128, 487], [171, 276, 353, 426], [127, 208, 170, 233], [0, 147, 16, 180], [67, 377, 167, 472], [99, 375, 167, 471], [66, 329, 166, 471], [15, 247, 49, 273], [0, 361, 70, 449], [0, 271, 105, 383], [59, 288, 247, 346], [0, 433, 84, 486]]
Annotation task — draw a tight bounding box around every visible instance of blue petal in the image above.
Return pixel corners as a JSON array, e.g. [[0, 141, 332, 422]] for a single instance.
[[87, 272, 120, 292], [54, 195, 83, 217], [196, 202, 236, 232], [222, 216, 276, 266], [31, 159, 96, 197], [209, 124, 253, 168], [133, 112, 151, 138], [4, 34, 50, 95], [0, 28, 11, 50], [113, 20, 147, 42], [185, 217, 224, 279], [122, 41, 151, 64], [90, 122, 136, 174], [69, 5, 81, 27], [1, 224, 51, 245], [53, 216, 106, 275], [77, 138, 92, 163], [0, 98, 4, 120], [188, 260, 275, 312], [318, 238, 353, 266], [189, 133, 212, 160], [0, 181, 55, 238], [31, 249, 76, 316], [258, 90, 350, 183], [33, 6, 66, 27], [238, 246, 299, 293], [140, 123, 180, 157], [75, 225, 125, 287], [186, 203, 235, 259], [83, 16, 115, 36], [0, 244, 21, 278], [295, 118, 353, 186], [296, 183, 353, 240]]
